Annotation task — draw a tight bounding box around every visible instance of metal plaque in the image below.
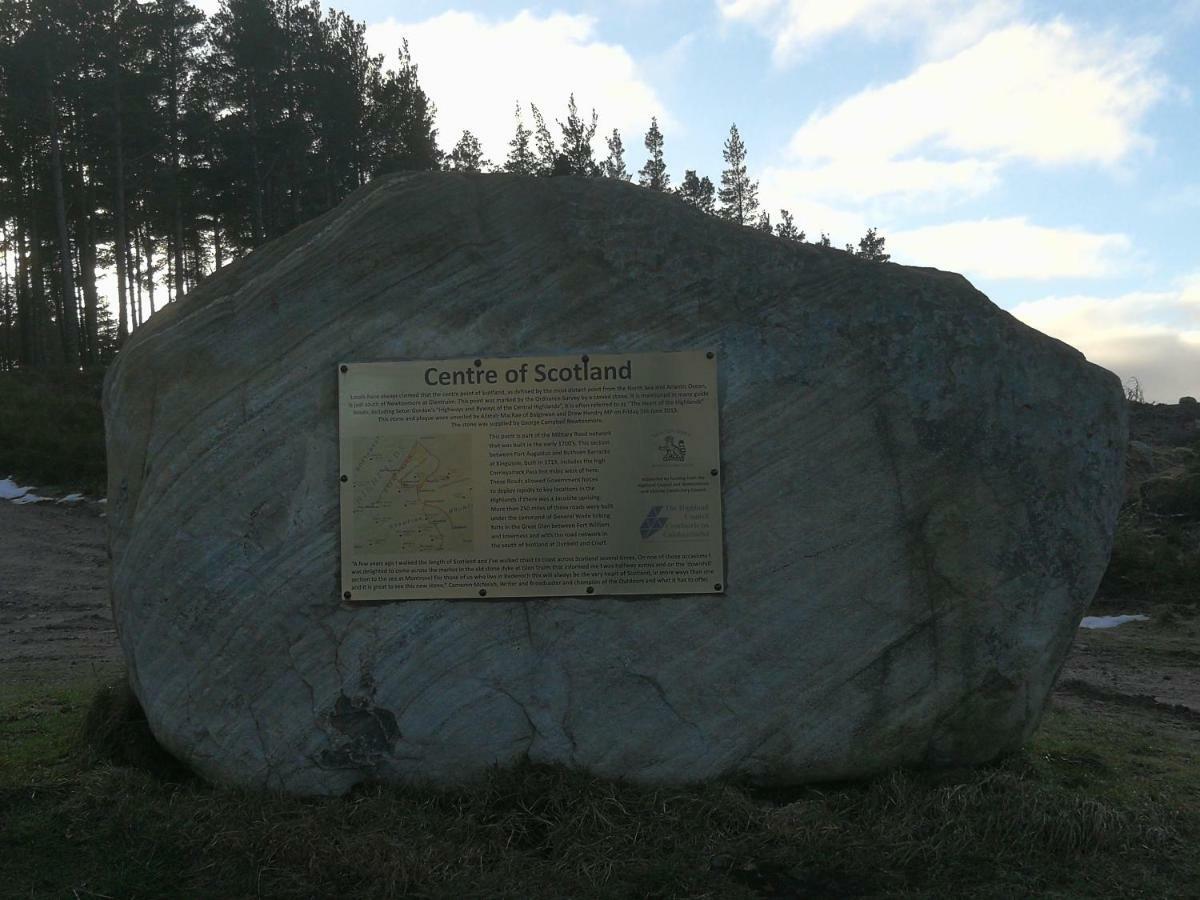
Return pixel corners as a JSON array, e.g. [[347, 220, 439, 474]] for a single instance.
[[338, 350, 724, 601]]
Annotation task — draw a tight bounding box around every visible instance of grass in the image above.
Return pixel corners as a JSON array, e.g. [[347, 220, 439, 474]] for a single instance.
[[0, 368, 107, 495], [1, 678, 1197, 899]]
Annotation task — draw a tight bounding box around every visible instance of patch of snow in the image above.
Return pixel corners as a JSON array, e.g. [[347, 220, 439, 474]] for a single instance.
[[1, 477, 50, 504], [10, 492, 50, 505], [1080, 614, 1150, 629], [97, 498, 108, 505], [0, 476, 94, 505], [0, 477, 29, 500]]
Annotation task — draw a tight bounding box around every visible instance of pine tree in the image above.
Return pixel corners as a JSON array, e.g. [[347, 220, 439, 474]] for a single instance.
[[755, 211, 772, 233], [817, 232, 832, 247], [444, 130, 488, 173], [504, 103, 536, 175], [529, 103, 556, 175], [601, 128, 629, 180], [0, 0, 460, 368], [677, 170, 715, 214], [310, 9, 376, 201], [146, 0, 206, 297], [207, 0, 284, 244], [638, 116, 668, 190], [717, 123, 758, 225], [365, 39, 440, 175], [776, 209, 804, 241], [557, 93, 598, 176], [856, 227, 890, 262]]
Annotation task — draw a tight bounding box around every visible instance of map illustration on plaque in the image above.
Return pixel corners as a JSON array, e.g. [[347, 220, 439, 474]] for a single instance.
[[351, 434, 473, 555]]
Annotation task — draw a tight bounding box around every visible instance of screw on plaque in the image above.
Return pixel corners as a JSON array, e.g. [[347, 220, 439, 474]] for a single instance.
[[706, 351, 715, 359], [714, 583, 723, 592], [710, 468, 719, 477], [582, 354, 589, 363], [340, 475, 348, 483], [479, 588, 488, 597], [343, 591, 352, 600], [473, 358, 482, 367], [586, 586, 594, 594], [339, 364, 348, 373]]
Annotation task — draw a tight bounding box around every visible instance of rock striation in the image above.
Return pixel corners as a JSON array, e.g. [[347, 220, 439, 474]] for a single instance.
[[104, 173, 1127, 794]]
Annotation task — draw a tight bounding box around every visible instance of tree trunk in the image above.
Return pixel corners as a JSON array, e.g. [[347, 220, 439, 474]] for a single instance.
[[28, 208, 47, 365], [168, 13, 186, 302], [73, 246, 89, 363], [15, 221, 35, 367], [144, 230, 156, 316], [49, 98, 81, 368], [1, 222, 12, 370], [126, 227, 138, 329], [111, 49, 130, 345], [285, 0, 301, 229], [77, 163, 100, 366], [249, 91, 266, 243], [131, 225, 143, 327]]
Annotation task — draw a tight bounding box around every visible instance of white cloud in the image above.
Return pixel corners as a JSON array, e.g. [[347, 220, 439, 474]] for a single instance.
[[717, 0, 1017, 63], [759, 19, 1165, 220], [1010, 277, 1200, 401], [789, 22, 1164, 167], [887, 218, 1132, 280], [763, 157, 999, 205], [366, 11, 669, 165]]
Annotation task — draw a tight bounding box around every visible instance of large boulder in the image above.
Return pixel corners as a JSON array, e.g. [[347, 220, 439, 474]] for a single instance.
[[104, 173, 1126, 794]]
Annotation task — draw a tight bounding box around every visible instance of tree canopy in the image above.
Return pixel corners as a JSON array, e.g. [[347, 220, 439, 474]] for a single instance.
[[0, 0, 442, 369], [0, 8, 889, 373]]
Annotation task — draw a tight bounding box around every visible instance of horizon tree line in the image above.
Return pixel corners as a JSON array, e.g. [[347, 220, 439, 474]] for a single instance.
[[447, 100, 890, 263], [0, 0, 888, 374]]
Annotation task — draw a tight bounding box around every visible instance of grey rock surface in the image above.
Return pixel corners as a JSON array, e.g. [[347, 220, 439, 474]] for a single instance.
[[104, 173, 1127, 794]]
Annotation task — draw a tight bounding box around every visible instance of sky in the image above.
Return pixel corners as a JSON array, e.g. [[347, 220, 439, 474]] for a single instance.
[[201, 0, 1200, 401]]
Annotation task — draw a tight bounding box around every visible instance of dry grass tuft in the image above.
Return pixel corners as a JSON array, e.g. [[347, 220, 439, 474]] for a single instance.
[[80, 679, 191, 781]]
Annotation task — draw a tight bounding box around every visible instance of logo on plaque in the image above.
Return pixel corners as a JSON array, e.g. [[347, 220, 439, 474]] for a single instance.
[[658, 435, 687, 462], [639, 506, 670, 540]]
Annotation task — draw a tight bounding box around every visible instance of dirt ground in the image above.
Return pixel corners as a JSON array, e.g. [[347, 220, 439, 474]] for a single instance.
[[1054, 604, 1200, 750], [0, 499, 121, 688], [0, 499, 1197, 728]]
